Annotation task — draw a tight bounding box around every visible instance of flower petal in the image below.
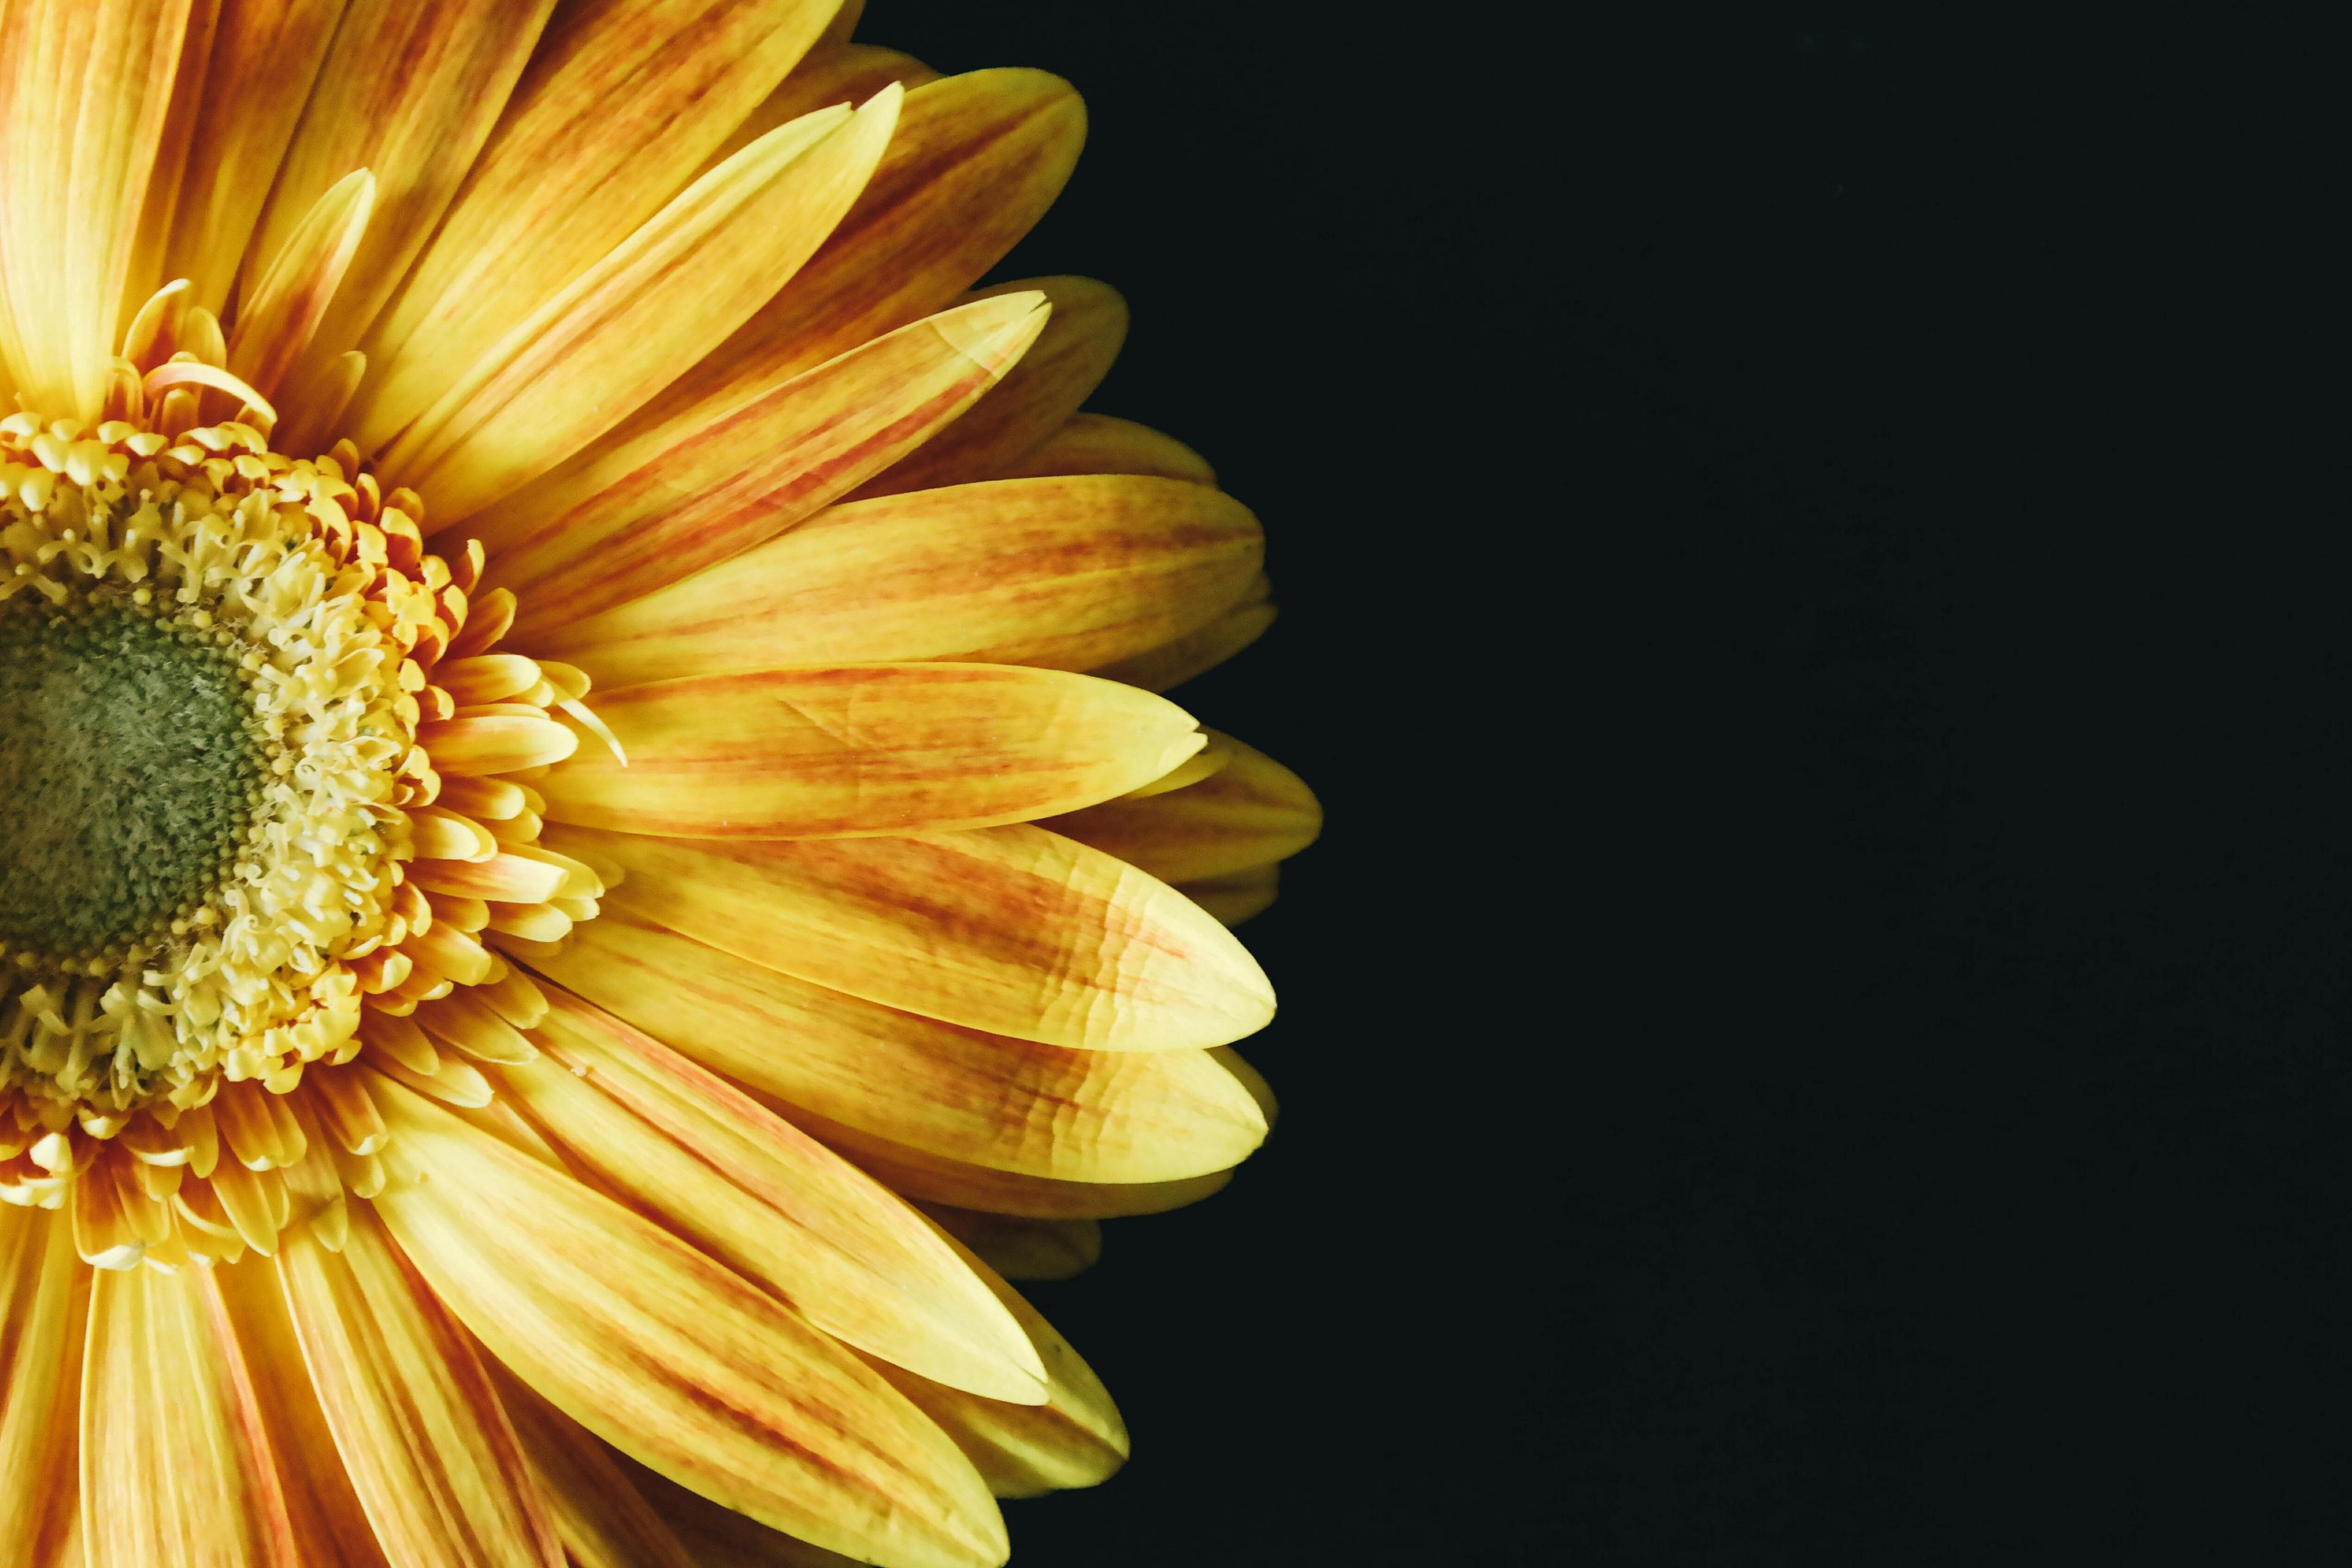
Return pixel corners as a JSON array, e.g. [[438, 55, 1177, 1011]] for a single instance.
[[353, 0, 842, 447], [812, 1122, 1235, 1219], [276, 1208, 564, 1567], [535, 664, 1205, 839], [1091, 592, 1277, 694], [641, 68, 1084, 421], [0, 1207, 83, 1566], [622, 1457, 867, 1567], [244, 0, 559, 379], [492, 1371, 696, 1568], [527, 910, 1269, 1183], [542, 823, 1274, 1050], [864, 1237, 1127, 1499], [548, 475, 1263, 685], [0, 0, 195, 418], [208, 1257, 394, 1567], [379, 88, 900, 523], [368, 1076, 1008, 1568], [1041, 730, 1322, 884], [481, 293, 1047, 637], [80, 1262, 301, 1566], [153, 0, 346, 315], [494, 983, 1047, 1403], [852, 277, 1125, 498], [997, 412, 1218, 486], [700, 42, 938, 174], [225, 167, 375, 401], [1179, 863, 1283, 927], [919, 1208, 1102, 1283]]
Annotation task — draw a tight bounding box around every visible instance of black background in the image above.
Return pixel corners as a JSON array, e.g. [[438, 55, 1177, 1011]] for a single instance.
[[883, 6, 2332, 1564]]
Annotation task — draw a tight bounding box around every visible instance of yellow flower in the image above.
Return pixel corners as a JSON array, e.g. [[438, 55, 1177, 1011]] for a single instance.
[[0, 1, 1318, 1562]]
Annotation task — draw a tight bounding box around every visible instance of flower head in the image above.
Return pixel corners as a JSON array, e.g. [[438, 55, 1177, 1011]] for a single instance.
[[0, 2, 1316, 1564]]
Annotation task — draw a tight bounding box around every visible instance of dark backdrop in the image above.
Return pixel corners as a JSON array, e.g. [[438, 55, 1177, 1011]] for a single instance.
[[871, 6, 2332, 1564]]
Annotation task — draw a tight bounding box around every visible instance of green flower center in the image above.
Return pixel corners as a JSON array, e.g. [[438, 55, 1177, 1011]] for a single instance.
[[0, 598, 265, 960]]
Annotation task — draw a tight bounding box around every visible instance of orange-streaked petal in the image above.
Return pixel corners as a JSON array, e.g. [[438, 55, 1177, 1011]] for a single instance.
[[493, 1369, 696, 1568], [997, 412, 1218, 485], [497, 985, 1047, 1402], [368, 1077, 1008, 1568], [379, 88, 899, 524], [0, 1207, 84, 1567], [1042, 729, 1322, 884], [484, 292, 1047, 636], [639, 68, 1084, 422], [535, 665, 1204, 839], [276, 1208, 565, 1567], [353, 0, 842, 447], [529, 911, 1269, 1183], [244, 0, 559, 380], [0, 0, 195, 418], [700, 42, 938, 174], [865, 1236, 1127, 1498], [211, 1248, 399, 1568], [543, 822, 1274, 1050], [621, 1457, 867, 1568], [225, 167, 374, 400], [854, 277, 1125, 499], [551, 475, 1262, 685], [156, 0, 347, 315], [80, 1262, 301, 1566]]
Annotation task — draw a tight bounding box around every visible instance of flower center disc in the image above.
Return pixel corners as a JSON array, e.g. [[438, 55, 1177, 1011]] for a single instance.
[[0, 599, 261, 957]]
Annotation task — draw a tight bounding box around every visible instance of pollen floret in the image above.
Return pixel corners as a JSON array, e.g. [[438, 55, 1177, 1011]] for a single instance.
[[0, 413, 418, 1121], [0, 401, 602, 1231]]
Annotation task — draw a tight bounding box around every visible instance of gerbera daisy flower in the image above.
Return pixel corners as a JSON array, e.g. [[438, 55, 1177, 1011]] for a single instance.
[[0, 1, 1318, 1562]]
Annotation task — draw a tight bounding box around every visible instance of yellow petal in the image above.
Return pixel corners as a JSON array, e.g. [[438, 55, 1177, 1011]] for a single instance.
[[621, 1457, 867, 1567], [0, 0, 196, 418], [225, 167, 374, 400], [154, 0, 347, 315], [550, 475, 1263, 685], [80, 1263, 301, 1566], [854, 277, 1125, 499], [918, 1207, 1101, 1283], [1091, 594, 1277, 694], [1, 1207, 84, 1567], [483, 293, 1047, 638], [1042, 730, 1321, 884], [864, 1236, 1127, 1499], [999, 412, 1218, 485], [492, 1370, 696, 1568], [644, 69, 1085, 422], [496, 984, 1047, 1403], [545, 822, 1273, 1049], [529, 910, 1269, 1183], [535, 664, 1203, 839], [380, 88, 900, 524], [368, 1077, 1008, 1568], [699, 42, 938, 175], [209, 1256, 395, 1567], [244, 0, 560, 380], [276, 1208, 565, 1567], [812, 1121, 1234, 1219], [353, 0, 843, 446], [415, 714, 577, 775]]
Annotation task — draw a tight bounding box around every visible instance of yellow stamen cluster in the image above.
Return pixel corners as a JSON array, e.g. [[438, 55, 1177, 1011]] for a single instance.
[[0, 369, 606, 1258], [0, 413, 423, 1121]]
